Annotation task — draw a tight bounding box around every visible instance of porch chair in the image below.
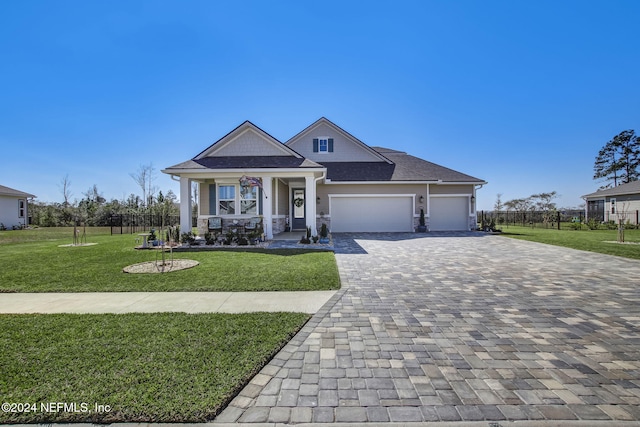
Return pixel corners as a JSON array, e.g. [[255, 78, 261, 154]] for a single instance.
[[244, 216, 263, 234], [208, 217, 222, 233]]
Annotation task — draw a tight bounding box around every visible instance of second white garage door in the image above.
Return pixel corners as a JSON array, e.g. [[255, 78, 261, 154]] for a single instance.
[[429, 197, 469, 231], [331, 196, 413, 232]]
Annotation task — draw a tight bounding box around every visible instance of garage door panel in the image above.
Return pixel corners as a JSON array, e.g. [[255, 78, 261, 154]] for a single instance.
[[430, 197, 468, 231], [331, 197, 413, 232]]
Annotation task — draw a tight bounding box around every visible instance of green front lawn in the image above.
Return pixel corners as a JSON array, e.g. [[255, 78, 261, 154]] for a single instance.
[[500, 225, 640, 259], [0, 227, 340, 292], [0, 312, 309, 423]]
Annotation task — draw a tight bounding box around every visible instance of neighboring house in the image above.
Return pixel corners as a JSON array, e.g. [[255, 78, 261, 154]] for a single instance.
[[0, 184, 35, 230], [583, 180, 640, 225], [162, 118, 486, 238]]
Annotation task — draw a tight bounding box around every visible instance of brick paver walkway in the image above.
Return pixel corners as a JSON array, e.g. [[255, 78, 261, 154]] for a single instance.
[[216, 233, 640, 423]]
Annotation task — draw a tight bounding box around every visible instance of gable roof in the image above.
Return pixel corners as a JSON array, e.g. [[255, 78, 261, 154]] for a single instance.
[[0, 184, 35, 198], [164, 120, 323, 172], [583, 180, 640, 198], [194, 120, 303, 159], [162, 119, 486, 184], [285, 117, 393, 164]]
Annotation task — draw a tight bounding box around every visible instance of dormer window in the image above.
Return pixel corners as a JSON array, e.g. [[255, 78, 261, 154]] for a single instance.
[[313, 137, 334, 153]]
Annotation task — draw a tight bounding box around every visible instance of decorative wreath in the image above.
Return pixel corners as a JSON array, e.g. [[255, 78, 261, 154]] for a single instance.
[[293, 197, 304, 208]]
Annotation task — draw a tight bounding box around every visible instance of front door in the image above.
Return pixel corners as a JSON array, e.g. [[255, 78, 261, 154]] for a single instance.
[[292, 189, 306, 230]]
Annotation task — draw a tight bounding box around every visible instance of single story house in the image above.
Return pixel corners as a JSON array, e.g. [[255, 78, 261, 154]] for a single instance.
[[583, 180, 640, 225], [0, 184, 35, 230], [162, 118, 486, 238]]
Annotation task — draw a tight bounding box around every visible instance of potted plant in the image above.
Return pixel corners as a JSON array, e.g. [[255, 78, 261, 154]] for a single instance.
[[148, 228, 161, 246], [417, 209, 427, 232], [319, 223, 330, 244], [299, 226, 311, 244]]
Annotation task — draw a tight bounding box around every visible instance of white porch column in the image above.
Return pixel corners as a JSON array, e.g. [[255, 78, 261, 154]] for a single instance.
[[179, 176, 192, 233], [261, 176, 273, 239], [305, 175, 317, 235]]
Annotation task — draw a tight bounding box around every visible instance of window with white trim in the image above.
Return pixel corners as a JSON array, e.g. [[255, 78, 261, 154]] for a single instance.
[[240, 185, 258, 215], [218, 185, 236, 215], [313, 137, 334, 153], [18, 199, 25, 218], [218, 184, 260, 215]]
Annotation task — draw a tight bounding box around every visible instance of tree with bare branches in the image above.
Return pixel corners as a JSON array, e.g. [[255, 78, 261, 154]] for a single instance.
[[59, 174, 72, 207], [129, 163, 157, 209]]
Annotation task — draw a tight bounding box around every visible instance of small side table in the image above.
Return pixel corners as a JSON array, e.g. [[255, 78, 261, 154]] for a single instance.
[[138, 233, 151, 248]]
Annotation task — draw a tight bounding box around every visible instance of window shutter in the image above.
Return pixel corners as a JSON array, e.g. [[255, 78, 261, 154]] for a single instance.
[[258, 188, 263, 215], [209, 184, 217, 215], [328, 138, 334, 152], [313, 138, 319, 152]]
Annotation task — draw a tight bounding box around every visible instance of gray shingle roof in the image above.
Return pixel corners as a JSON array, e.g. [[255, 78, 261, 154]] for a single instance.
[[583, 180, 640, 198], [164, 147, 484, 183], [354, 147, 485, 183], [322, 162, 396, 181], [195, 156, 322, 169], [0, 184, 35, 198], [165, 156, 322, 170]]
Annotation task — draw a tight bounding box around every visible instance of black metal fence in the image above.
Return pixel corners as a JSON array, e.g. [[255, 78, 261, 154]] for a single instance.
[[478, 210, 586, 229], [109, 214, 181, 235]]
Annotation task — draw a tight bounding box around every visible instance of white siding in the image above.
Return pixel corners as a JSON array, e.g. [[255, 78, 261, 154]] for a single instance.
[[0, 196, 24, 229]]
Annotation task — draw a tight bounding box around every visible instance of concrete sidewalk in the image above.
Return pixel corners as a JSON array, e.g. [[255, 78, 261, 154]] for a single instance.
[[0, 291, 337, 314]]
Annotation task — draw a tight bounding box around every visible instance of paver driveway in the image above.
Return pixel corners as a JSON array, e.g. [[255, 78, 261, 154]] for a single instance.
[[216, 233, 640, 423]]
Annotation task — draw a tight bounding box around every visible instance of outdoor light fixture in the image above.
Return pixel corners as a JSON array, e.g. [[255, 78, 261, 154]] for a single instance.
[[419, 195, 424, 204], [317, 196, 321, 204]]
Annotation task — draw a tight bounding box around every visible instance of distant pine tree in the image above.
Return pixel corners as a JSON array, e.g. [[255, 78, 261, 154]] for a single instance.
[[593, 130, 640, 188]]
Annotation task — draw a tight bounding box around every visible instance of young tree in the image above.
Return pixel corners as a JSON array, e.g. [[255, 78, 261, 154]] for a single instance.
[[494, 193, 504, 226], [58, 174, 73, 207], [594, 130, 640, 188], [79, 185, 106, 225], [130, 163, 157, 208], [512, 197, 533, 226], [531, 191, 558, 227], [503, 198, 518, 226]]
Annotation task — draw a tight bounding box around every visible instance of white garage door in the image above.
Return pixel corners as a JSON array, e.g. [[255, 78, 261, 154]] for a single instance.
[[331, 196, 413, 232], [430, 197, 469, 231]]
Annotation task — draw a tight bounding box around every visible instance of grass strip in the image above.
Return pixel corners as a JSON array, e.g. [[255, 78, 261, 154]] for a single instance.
[[0, 228, 340, 292], [500, 225, 640, 259], [0, 312, 309, 423]]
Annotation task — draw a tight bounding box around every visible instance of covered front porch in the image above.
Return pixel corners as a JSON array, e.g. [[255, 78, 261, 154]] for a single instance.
[[178, 170, 325, 239]]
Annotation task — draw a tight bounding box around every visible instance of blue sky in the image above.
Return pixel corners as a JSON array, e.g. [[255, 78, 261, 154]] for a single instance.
[[1, 1, 638, 211]]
